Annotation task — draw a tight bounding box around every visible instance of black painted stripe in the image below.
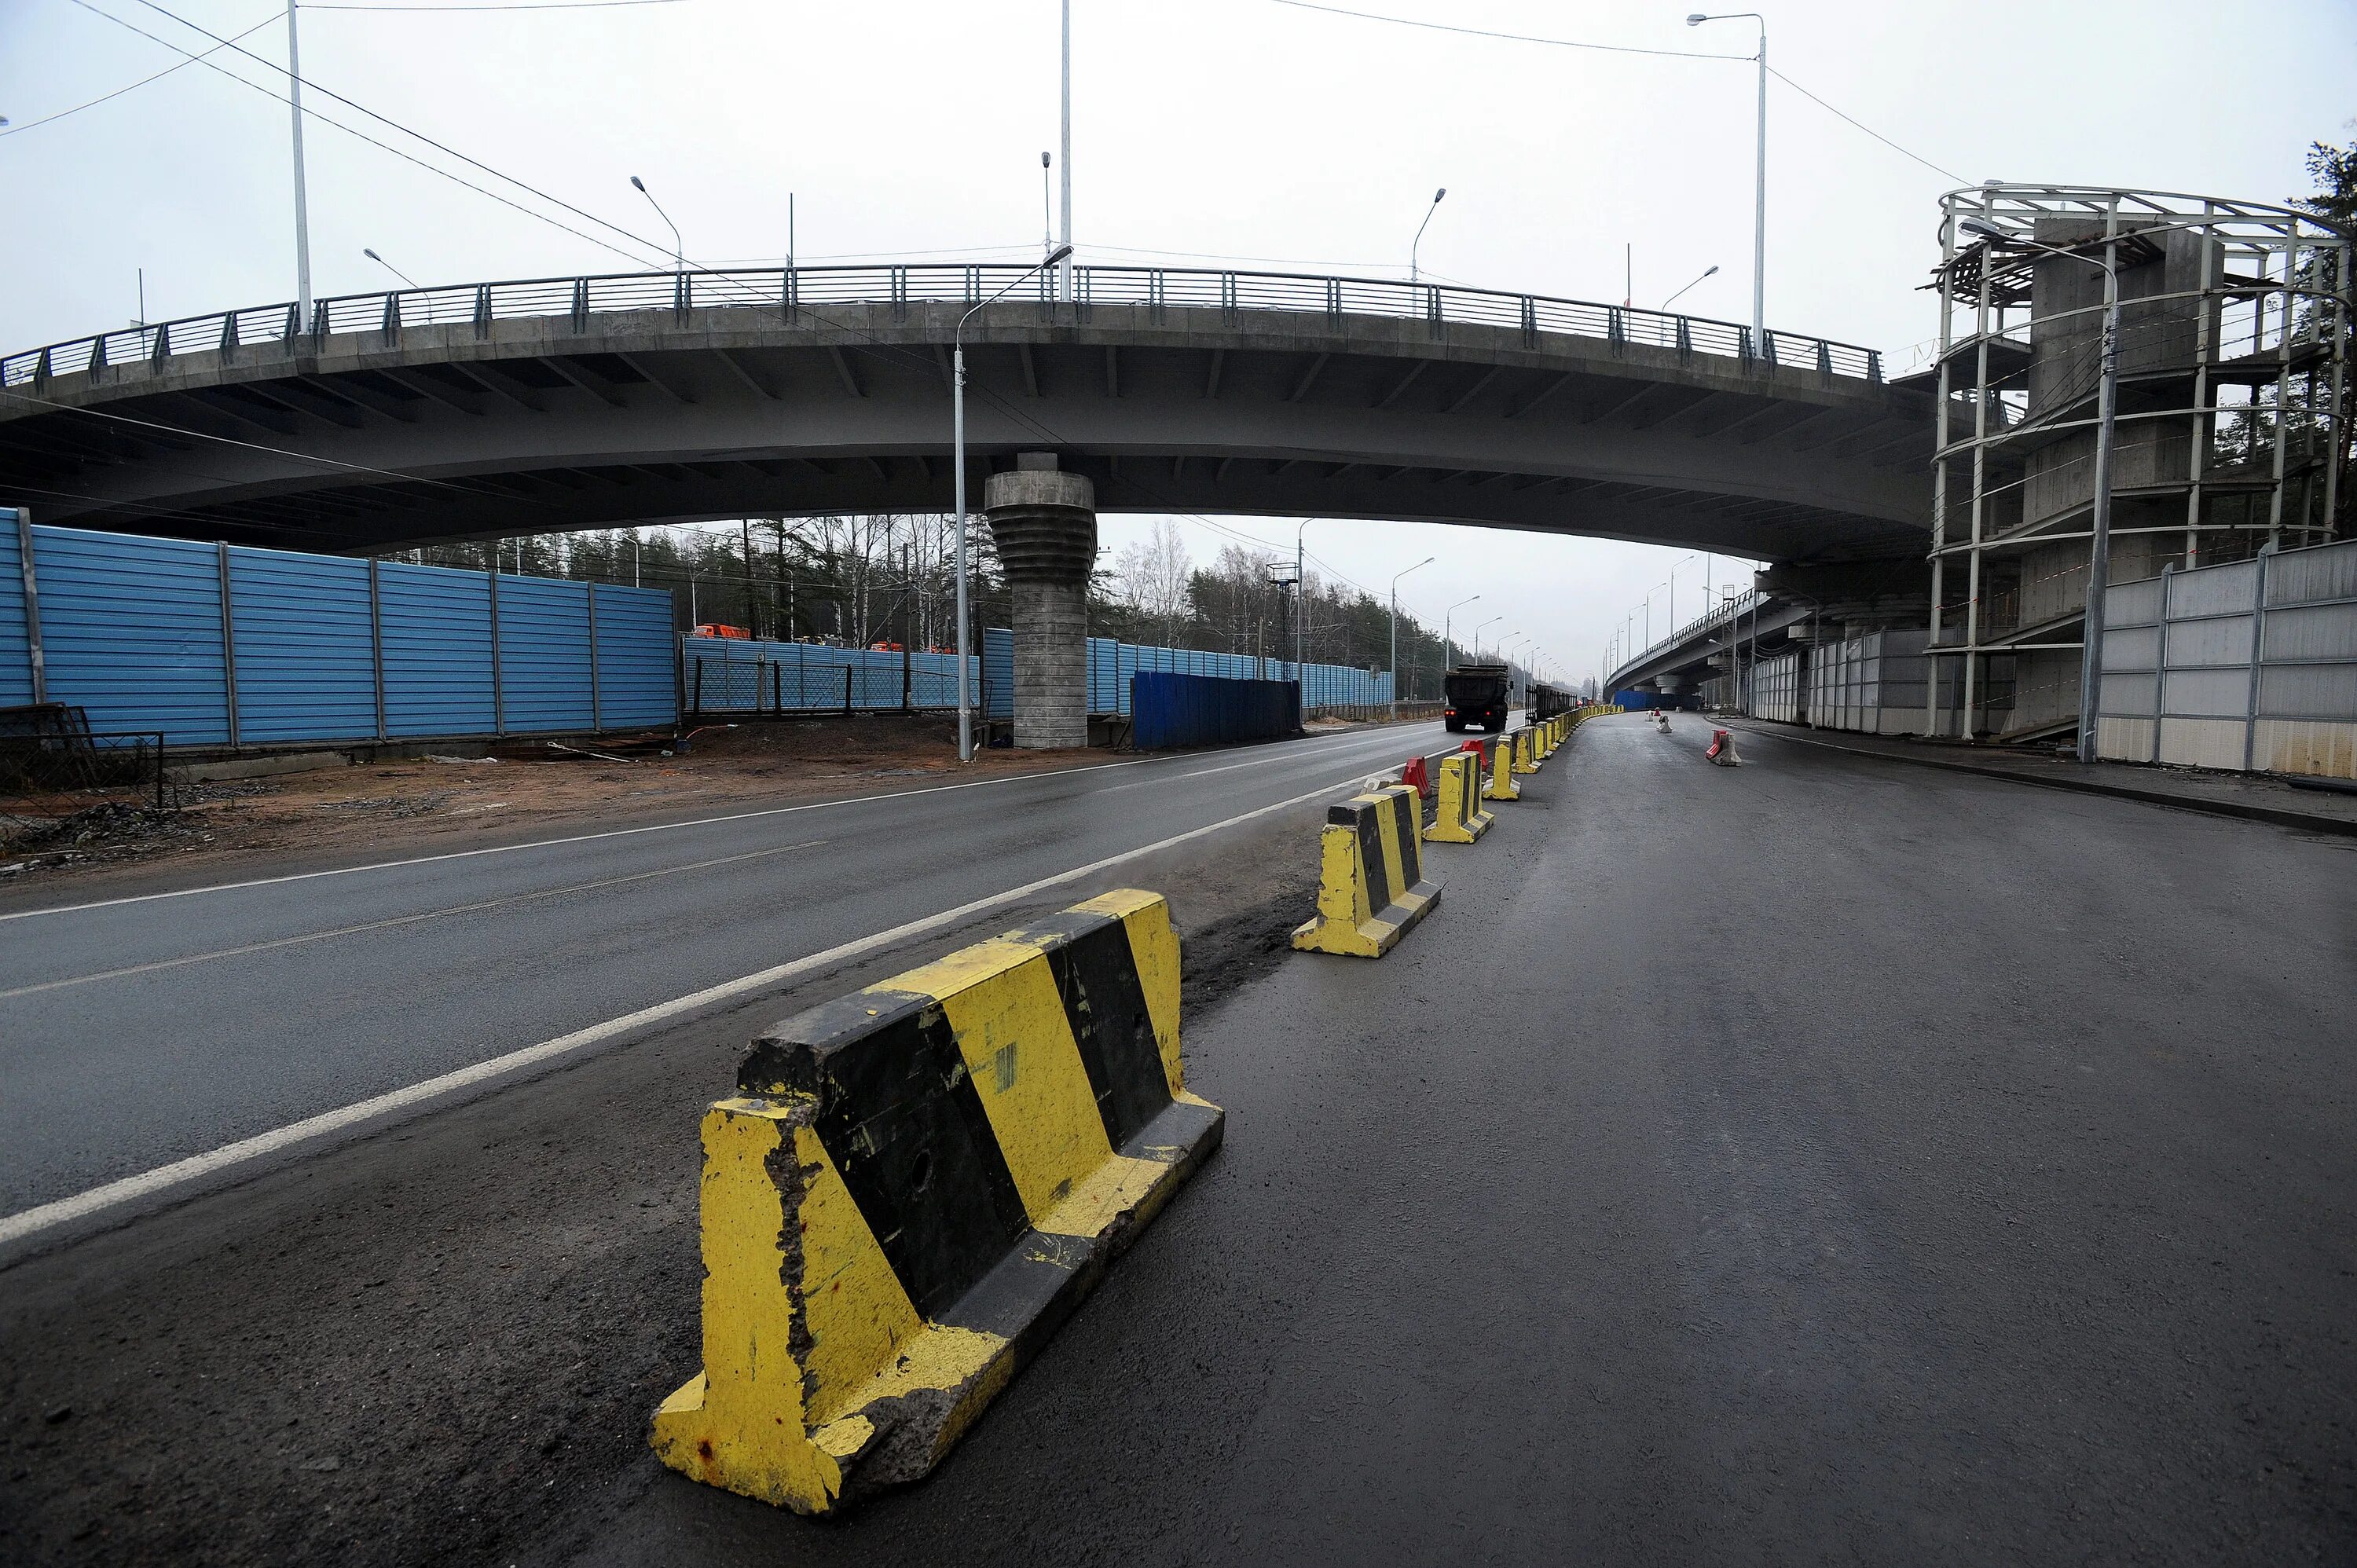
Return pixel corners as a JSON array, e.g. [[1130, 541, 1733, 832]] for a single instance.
[[1025, 910, 1174, 1149], [740, 989, 1031, 1321], [1390, 789, 1424, 886], [1349, 800, 1391, 911]]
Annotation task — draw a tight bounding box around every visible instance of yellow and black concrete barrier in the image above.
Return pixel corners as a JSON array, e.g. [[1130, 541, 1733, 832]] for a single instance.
[[1424, 751, 1494, 844], [1292, 782, 1441, 957], [650, 889, 1222, 1515], [1481, 732, 1519, 801], [1511, 727, 1538, 775]]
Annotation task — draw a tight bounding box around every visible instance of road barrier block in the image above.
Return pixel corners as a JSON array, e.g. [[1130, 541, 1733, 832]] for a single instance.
[[1535, 722, 1556, 760], [1511, 728, 1538, 775], [1292, 783, 1440, 957], [1424, 752, 1492, 844], [1481, 733, 1519, 801], [1708, 727, 1742, 766], [649, 889, 1222, 1515]]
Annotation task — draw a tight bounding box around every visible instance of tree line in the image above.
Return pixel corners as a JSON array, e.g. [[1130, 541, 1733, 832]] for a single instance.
[[394, 513, 1530, 697]]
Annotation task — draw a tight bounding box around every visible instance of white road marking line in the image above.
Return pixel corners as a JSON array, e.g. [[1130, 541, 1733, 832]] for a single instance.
[[0, 838, 830, 1002], [0, 758, 1395, 1250], [0, 727, 1415, 927]]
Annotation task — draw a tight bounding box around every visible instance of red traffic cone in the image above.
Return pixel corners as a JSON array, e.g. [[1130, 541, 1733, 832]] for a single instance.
[[1401, 754, 1433, 797], [1459, 738, 1486, 753]]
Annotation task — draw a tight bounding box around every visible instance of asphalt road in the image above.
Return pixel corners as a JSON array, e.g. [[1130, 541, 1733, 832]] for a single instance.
[[576, 712, 2357, 1565], [0, 721, 1451, 1222], [7, 713, 2355, 1565]]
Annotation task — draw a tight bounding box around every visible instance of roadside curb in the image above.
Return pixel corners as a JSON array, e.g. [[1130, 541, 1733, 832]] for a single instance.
[[1723, 720, 2357, 839]]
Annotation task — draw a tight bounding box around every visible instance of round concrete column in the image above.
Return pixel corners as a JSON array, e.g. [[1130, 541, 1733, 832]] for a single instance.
[[984, 456, 1097, 749]]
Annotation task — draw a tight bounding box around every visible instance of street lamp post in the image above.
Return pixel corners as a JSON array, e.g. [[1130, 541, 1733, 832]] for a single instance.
[[1442, 593, 1481, 669], [1662, 264, 1719, 311], [954, 244, 1074, 762], [1388, 556, 1434, 718], [1058, 0, 1073, 302], [1961, 217, 2120, 763], [362, 247, 418, 289], [1504, 634, 1530, 705], [1410, 188, 1447, 285], [1474, 614, 1503, 663], [630, 175, 684, 274], [1687, 11, 1766, 342], [288, 1, 312, 330]]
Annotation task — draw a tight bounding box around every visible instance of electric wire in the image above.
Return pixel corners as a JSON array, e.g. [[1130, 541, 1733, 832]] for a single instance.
[[60, 0, 684, 272], [1266, 0, 1968, 185], [0, 9, 280, 137]]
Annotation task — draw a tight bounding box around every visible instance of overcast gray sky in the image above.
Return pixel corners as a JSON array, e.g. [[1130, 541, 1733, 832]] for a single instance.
[[3, 0, 2351, 687]]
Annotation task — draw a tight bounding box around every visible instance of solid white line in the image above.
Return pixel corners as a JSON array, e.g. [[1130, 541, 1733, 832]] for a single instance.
[[0, 726, 1424, 927], [0, 756, 1399, 1250]]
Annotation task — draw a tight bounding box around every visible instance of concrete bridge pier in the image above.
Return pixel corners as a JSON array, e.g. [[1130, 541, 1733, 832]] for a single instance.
[[984, 454, 1097, 749]]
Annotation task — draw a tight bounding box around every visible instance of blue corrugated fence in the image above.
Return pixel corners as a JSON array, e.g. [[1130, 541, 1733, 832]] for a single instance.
[[0, 512, 679, 746], [1131, 672, 1299, 750], [984, 631, 1391, 720]]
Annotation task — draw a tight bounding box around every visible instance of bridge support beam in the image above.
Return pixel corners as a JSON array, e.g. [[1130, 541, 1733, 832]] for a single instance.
[[984, 454, 1098, 749]]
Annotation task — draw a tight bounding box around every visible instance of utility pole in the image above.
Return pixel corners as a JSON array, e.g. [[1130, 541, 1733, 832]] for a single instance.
[[288, 0, 312, 329], [1058, 0, 1073, 302]]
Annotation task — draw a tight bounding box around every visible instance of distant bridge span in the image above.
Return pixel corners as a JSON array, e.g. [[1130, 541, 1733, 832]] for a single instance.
[[0, 263, 1934, 558]]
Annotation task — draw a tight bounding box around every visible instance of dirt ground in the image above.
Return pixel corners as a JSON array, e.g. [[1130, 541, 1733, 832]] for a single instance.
[[0, 716, 1109, 890]]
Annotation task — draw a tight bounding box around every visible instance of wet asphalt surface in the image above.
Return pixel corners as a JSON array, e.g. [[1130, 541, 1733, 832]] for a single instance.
[[7, 714, 2356, 1564], [0, 721, 1443, 1216]]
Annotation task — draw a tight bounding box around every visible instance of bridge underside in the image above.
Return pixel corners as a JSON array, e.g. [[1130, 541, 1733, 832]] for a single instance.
[[0, 301, 1934, 560]]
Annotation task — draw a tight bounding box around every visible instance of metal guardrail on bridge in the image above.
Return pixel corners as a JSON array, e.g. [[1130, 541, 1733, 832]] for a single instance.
[[2, 262, 1886, 390]]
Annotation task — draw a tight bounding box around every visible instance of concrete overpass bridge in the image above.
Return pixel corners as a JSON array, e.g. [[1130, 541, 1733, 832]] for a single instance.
[[0, 262, 1933, 558]]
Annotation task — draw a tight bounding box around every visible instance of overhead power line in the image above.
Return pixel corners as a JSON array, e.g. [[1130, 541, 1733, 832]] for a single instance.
[[0, 9, 280, 137], [1266, 0, 1968, 185], [60, 0, 681, 271]]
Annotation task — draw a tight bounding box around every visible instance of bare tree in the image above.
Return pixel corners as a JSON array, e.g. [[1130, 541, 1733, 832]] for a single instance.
[[1116, 518, 1193, 645]]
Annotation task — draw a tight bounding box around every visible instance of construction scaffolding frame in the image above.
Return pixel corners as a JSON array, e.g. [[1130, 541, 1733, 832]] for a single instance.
[[1923, 185, 2351, 741]]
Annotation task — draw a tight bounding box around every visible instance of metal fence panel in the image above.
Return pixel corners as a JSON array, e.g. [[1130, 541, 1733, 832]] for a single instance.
[[1131, 672, 1298, 749], [593, 583, 677, 727], [2258, 661, 2357, 720], [2263, 601, 2357, 663], [496, 576, 596, 733], [2265, 543, 2357, 606], [378, 561, 497, 737], [33, 525, 230, 745], [2168, 559, 2259, 617], [2162, 614, 2253, 668], [227, 545, 377, 742], [2161, 667, 2253, 718]]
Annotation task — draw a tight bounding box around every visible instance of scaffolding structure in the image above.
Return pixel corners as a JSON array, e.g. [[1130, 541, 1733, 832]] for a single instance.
[[1923, 185, 2351, 740]]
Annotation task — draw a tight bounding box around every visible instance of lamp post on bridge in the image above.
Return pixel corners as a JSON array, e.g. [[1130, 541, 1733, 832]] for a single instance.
[[1474, 615, 1503, 663], [1686, 11, 1767, 343], [1410, 188, 1447, 285], [362, 248, 418, 289], [630, 176, 684, 276], [954, 244, 1073, 762]]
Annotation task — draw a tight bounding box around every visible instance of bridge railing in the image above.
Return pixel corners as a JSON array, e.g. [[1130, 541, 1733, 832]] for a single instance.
[[1610, 587, 1769, 687], [2, 262, 1887, 392]]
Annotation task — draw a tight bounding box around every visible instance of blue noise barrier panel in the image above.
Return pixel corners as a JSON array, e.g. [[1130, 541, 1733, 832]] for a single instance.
[[1130, 672, 1301, 750], [0, 519, 680, 746]]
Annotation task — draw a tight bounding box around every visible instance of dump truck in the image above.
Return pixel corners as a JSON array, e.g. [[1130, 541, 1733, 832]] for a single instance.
[[1442, 662, 1511, 733]]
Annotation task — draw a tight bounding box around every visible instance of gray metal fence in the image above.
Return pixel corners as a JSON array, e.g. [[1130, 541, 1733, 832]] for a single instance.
[[2097, 537, 2357, 779]]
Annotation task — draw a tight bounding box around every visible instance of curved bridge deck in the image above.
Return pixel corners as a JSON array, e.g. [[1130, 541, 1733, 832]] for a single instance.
[[0, 263, 1934, 559]]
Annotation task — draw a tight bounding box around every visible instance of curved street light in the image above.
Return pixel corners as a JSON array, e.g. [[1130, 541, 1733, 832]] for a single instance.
[[1442, 593, 1480, 669], [1388, 555, 1434, 717], [1687, 11, 1767, 339], [1473, 614, 1503, 662], [630, 175, 684, 274], [362, 247, 418, 289], [1410, 187, 1446, 284], [953, 244, 1074, 761]]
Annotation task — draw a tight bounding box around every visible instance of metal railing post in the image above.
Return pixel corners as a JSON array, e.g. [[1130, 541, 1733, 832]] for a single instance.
[[368, 555, 387, 742], [216, 542, 241, 747], [13, 508, 46, 705], [489, 565, 505, 737], [586, 581, 603, 733]]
